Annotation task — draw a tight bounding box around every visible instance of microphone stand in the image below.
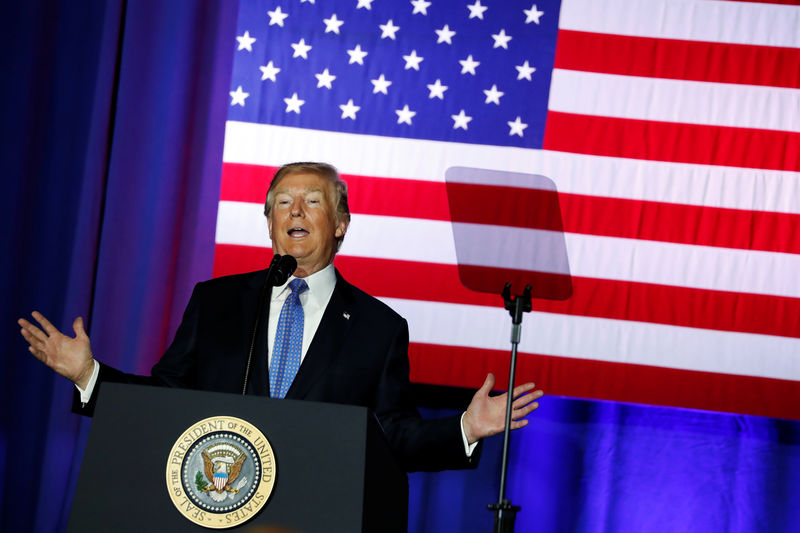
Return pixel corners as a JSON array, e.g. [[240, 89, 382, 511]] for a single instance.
[[487, 283, 532, 533]]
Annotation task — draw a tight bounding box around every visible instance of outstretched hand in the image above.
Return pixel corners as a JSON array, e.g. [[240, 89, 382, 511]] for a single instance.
[[18, 311, 95, 389], [462, 373, 543, 445]]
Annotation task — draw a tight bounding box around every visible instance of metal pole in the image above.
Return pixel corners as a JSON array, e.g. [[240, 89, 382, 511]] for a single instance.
[[489, 289, 525, 532], [497, 317, 521, 503]]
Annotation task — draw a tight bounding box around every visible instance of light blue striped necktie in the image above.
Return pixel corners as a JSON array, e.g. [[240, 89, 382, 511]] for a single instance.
[[270, 278, 308, 399]]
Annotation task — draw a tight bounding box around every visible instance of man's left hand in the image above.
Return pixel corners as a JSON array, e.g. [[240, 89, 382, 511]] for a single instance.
[[462, 373, 543, 444]]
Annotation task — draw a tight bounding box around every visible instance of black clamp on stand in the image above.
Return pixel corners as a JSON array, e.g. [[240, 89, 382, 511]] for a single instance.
[[487, 282, 532, 533]]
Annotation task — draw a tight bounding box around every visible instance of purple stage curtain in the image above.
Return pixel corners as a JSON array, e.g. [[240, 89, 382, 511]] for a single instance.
[[0, 1, 236, 531], [1, 2, 799, 533]]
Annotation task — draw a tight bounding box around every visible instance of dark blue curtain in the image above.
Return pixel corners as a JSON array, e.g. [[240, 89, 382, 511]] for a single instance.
[[2, 2, 799, 533], [0, 1, 236, 531], [411, 401, 800, 532]]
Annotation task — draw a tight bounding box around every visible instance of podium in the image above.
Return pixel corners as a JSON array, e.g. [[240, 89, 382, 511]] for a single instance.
[[67, 383, 408, 532]]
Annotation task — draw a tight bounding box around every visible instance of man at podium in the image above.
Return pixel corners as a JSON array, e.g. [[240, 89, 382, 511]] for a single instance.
[[19, 162, 542, 472]]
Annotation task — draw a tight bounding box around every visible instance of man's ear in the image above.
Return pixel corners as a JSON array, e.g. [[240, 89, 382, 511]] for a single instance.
[[335, 217, 348, 239], [267, 214, 274, 240]]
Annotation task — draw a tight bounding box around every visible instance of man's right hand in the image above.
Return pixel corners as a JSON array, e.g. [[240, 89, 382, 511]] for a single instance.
[[18, 311, 95, 389]]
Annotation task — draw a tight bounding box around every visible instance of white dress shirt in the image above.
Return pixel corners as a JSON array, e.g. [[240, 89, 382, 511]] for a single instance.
[[267, 263, 336, 367]]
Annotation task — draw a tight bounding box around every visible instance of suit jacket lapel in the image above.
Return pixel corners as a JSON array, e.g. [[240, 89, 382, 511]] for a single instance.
[[286, 270, 354, 400]]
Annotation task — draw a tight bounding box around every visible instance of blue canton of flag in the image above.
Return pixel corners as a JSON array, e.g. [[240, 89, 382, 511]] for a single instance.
[[228, 0, 561, 148]]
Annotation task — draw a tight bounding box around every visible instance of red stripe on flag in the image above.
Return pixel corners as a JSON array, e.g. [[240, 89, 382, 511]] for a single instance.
[[543, 112, 800, 172], [213, 244, 800, 339], [445, 182, 564, 230], [554, 30, 800, 88], [221, 163, 800, 255], [562, 193, 800, 255], [213, 242, 271, 279], [220, 163, 453, 221], [407, 342, 800, 420], [722, 0, 800, 5], [219, 163, 271, 206]]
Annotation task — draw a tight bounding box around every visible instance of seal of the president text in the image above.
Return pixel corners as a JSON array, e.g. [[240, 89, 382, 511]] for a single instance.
[[165, 416, 276, 528]]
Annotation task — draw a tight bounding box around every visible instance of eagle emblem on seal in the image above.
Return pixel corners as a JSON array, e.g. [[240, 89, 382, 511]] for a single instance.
[[196, 443, 249, 502]]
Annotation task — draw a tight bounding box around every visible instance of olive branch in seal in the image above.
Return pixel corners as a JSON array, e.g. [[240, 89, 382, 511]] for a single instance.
[[195, 471, 209, 492]]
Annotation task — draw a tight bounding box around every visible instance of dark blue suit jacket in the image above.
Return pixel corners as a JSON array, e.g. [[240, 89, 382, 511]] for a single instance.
[[75, 268, 480, 472]]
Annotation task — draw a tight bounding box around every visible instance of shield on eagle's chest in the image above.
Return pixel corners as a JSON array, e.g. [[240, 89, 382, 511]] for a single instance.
[[213, 468, 228, 491]]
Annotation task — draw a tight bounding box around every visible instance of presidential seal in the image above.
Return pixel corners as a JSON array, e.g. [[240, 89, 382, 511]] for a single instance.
[[166, 416, 276, 528]]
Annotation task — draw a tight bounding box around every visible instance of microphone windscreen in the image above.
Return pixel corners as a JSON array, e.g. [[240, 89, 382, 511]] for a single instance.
[[272, 254, 297, 286]]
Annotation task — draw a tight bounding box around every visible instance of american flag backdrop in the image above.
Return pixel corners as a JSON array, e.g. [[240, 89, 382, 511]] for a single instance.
[[216, 0, 800, 420]]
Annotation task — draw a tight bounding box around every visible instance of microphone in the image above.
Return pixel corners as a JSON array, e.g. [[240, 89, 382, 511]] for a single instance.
[[267, 254, 297, 287]]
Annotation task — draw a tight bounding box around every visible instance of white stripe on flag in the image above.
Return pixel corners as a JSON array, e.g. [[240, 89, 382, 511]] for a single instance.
[[382, 297, 800, 381], [223, 122, 800, 214], [549, 69, 800, 132], [559, 0, 800, 48], [216, 202, 800, 299], [215, 201, 269, 246], [453, 222, 570, 274]]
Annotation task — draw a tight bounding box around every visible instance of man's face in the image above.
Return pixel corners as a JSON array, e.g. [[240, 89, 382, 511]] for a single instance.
[[267, 171, 347, 278]]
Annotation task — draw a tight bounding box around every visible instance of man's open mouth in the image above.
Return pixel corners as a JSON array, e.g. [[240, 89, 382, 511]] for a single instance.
[[288, 227, 309, 237]]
